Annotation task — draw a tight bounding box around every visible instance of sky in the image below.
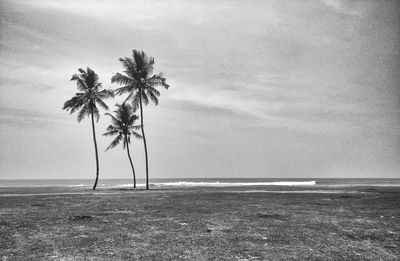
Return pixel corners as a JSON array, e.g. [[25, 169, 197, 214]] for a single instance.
[[0, 0, 399, 180]]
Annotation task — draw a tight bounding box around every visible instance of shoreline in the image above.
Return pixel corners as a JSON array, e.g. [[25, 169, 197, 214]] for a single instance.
[[0, 189, 376, 197], [1, 184, 399, 195]]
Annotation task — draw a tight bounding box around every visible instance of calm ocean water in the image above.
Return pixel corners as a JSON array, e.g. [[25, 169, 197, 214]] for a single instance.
[[0, 178, 399, 188]]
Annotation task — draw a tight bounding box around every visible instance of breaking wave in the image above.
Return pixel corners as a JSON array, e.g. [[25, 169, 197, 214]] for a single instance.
[[153, 181, 317, 187]]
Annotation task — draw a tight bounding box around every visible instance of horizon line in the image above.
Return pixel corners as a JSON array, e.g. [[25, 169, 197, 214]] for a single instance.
[[1, 177, 399, 180]]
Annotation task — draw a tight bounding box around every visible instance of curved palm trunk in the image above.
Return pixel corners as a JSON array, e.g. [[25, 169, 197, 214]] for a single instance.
[[91, 112, 100, 190], [125, 135, 136, 188], [139, 90, 149, 190]]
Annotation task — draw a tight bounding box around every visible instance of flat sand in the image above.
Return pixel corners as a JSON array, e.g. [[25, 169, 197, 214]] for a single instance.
[[1, 185, 399, 260]]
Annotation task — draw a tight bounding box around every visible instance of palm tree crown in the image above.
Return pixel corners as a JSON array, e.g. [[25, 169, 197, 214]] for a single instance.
[[111, 50, 169, 107], [103, 103, 142, 151], [63, 67, 113, 121], [104, 103, 141, 188]]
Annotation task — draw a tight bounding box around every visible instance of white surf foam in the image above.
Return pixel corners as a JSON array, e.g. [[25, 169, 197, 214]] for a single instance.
[[153, 181, 317, 187], [113, 183, 147, 188]]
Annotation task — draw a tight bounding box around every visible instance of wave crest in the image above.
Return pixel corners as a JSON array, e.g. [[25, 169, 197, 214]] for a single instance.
[[154, 181, 317, 187]]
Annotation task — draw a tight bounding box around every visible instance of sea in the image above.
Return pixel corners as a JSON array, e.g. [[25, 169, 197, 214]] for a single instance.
[[0, 178, 399, 188]]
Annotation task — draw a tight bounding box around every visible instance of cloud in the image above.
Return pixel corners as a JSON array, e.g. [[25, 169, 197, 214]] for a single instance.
[[0, 0, 399, 178], [171, 100, 242, 119], [0, 105, 64, 129], [321, 0, 365, 17], [2, 0, 398, 136]]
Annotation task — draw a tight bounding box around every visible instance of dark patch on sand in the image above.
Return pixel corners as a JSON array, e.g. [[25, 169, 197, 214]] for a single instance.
[[257, 213, 287, 220], [70, 215, 93, 221]]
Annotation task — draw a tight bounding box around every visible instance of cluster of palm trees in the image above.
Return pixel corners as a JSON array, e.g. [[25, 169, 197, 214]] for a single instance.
[[63, 50, 169, 190]]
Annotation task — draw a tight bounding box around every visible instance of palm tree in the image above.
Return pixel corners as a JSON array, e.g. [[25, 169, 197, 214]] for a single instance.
[[63, 67, 113, 190], [111, 50, 169, 190], [103, 103, 142, 188]]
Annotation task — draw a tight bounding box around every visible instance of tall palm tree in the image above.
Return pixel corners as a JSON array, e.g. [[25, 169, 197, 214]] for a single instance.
[[111, 50, 169, 190], [103, 103, 142, 188], [63, 67, 113, 190]]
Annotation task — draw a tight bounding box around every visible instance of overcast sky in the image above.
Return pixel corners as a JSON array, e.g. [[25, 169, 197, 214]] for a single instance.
[[0, 0, 399, 180]]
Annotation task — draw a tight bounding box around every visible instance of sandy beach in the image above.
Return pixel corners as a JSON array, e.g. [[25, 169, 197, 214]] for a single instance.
[[1, 185, 399, 260]]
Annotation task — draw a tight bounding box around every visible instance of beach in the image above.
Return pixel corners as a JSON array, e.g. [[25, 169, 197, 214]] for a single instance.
[[1, 185, 399, 260]]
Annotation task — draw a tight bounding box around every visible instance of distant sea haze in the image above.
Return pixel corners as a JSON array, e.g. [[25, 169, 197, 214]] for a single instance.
[[1, 178, 399, 188]]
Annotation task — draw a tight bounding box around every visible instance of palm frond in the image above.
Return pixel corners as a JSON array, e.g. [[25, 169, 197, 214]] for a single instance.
[[146, 73, 169, 89], [63, 94, 85, 113], [105, 112, 121, 126], [127, 114, 139, 126], [113, 85, 132, 96], [131, 130, 142, 139], [123, 90, 137, 105], [130, 92, 141, 111], [70, 74, 88, 91], [97, 89, 114, 99], [121, 57, 140, 80], [111, 73, 134, 86], [132, 125, 142, 131], [105, 134, 123, 151], [141, 90, 149, 105], [93, 82, 102, 91], [103, 125, 120, 136], [146, 89, 159, 105], [78, 68, 86, 75], [96, 97, 109, 111], [146, 85, 160, 97], [77, 104, 90, 122]]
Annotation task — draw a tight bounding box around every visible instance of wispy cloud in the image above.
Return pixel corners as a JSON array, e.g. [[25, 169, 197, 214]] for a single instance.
[[0, 0, 399, 178], [321, 0, 365, 17], [0, 105, 64, 129]]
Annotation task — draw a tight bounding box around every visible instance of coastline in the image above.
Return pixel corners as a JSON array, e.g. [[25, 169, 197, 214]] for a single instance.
[[1, 182, 399, 195]]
